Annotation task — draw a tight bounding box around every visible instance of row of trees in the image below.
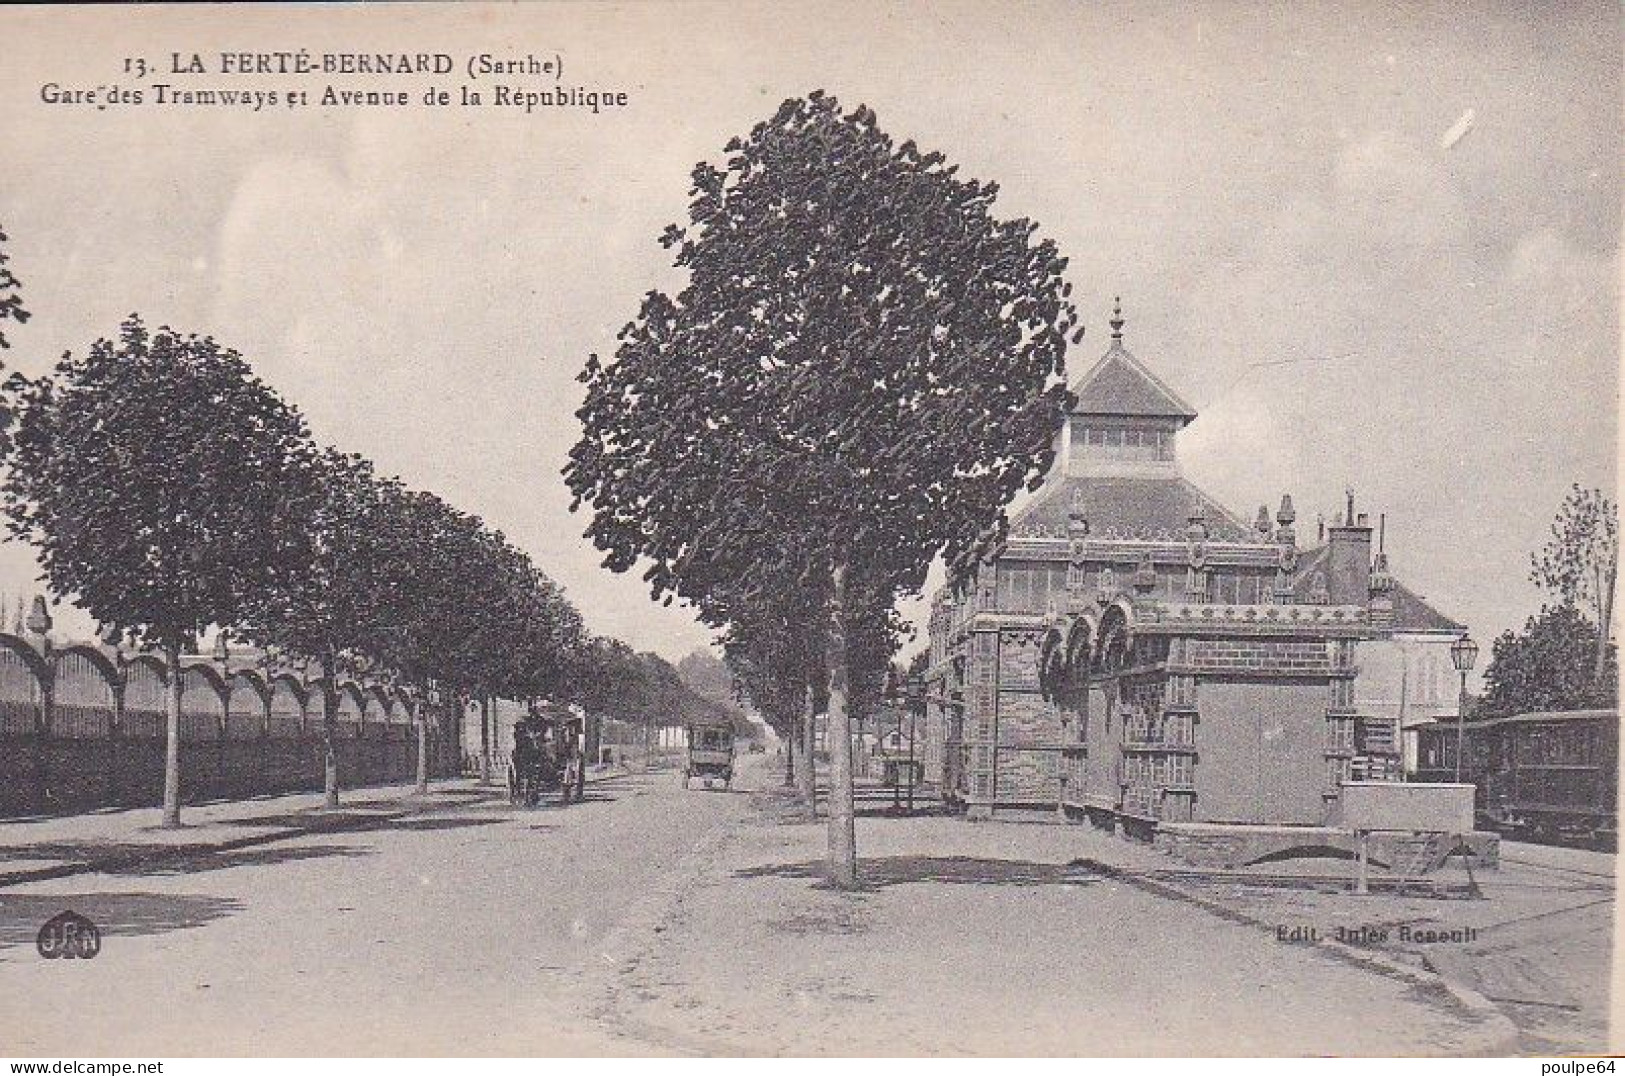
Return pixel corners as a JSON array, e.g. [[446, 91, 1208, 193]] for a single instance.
[[577, 637, 746, 749], [0, 315, 591, 825], [0, 230, 700, 825], [676, 648, 764, 740], [567, 92, 1082, 887]]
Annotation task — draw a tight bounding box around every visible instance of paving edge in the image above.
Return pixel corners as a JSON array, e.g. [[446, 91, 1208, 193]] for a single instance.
[[0, 770, 632, 889], [1071, 856, 1522, 1057]]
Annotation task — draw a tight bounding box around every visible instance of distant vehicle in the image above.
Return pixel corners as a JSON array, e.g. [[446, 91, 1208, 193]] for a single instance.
[[684, 722, 735, 790], [509, 710, 587, 807], [874, 728, 923, 787], [1415, 709, 1617, 849]]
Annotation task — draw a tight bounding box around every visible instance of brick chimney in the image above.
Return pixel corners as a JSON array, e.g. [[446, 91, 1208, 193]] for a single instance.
[[1326, 490, 1373, 606]]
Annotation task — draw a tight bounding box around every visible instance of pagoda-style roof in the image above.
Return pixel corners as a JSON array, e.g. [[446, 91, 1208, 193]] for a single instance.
[[1068, 301, 1197, 423], [1070, 344, 1199, 422]]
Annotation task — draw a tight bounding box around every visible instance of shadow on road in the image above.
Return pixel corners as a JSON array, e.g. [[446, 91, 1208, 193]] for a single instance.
[[0, 838, 377, 879], [120, 843, 376, 876], [226, 810, 506, 835], [0, 890, 244, 951], [0, 840, 180, 866], [735, 854, 1100, 890], [853, 803, 953, 820], [0, 775, 633, 885], [0, 811, 505, 881]]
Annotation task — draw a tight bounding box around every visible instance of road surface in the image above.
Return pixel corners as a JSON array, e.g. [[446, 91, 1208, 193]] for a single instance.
[[0, 757, 1520, 1056]]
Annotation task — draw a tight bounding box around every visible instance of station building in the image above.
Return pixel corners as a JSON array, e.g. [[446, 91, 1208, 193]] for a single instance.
[[921, 302, 1463, 828]]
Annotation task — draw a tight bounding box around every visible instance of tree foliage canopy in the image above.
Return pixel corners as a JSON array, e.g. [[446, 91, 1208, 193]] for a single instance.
[[0, 224, 28, 351], [1530, 484, 1617, 680], [2, 316, 314, 650], [566, 91, 1079, 619], [574, 635, 733, 732], [1480, 602, 1618, 718]]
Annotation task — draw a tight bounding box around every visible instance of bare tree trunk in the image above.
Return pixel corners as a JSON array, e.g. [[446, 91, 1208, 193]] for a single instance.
[[415, 694, 430, 793], [799, 684, 817, 812], [478, 694, 492, 783], [1595, 558, 1616, 682], [783, 725, 796, 787], [160, 638, 183, 828], [323, 667, 340, 809], [826, 563, 858, 890]]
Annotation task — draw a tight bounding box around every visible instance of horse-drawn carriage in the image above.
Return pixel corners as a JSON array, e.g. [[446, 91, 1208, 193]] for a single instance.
[[508, 709, 586, 807]]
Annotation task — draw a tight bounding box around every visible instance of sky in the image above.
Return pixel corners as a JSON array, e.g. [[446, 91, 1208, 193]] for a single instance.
[[0, 1, 1617, 668]]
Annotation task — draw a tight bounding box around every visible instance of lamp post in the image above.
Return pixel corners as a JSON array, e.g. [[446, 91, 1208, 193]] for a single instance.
[[887, 676, 903, 811], [905, 673, 924, 815], [1449, 633, 1478, 783]]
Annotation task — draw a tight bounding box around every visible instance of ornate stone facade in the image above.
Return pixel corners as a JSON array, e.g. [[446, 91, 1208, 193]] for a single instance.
[[924, 302, 1432, 826]]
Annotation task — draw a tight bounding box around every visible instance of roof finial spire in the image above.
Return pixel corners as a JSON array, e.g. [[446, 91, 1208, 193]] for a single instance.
[[1110, 297, 1124, 341]]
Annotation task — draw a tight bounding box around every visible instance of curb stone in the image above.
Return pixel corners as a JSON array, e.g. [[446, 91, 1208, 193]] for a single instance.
[[1071, 856, 1522, 1057]]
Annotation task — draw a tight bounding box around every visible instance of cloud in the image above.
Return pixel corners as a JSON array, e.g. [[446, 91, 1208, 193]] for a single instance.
[[1158, 127, 1615, 643], [205, 116, 719, 659]]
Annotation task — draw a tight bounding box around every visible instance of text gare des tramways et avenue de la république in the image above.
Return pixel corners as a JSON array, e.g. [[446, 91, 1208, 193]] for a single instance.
[[39, 50, 631, 115]]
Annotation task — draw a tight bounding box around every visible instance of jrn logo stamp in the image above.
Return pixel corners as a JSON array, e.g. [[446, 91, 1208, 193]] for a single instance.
[[36, 910, 102, 960]]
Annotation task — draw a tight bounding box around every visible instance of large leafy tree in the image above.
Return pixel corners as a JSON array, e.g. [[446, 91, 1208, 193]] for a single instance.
[[1531, 485, 1617, 681], [568, 92, 1079, 887], [1481, 603, 1617, 718], [722, 631, 803, 787], [484, 538, 585, 705], [1, 316, 315, 826], [236, 448, 414, 807]]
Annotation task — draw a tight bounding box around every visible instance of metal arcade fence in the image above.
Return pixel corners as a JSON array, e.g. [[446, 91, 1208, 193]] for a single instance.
[[0, 626, 460, 817]]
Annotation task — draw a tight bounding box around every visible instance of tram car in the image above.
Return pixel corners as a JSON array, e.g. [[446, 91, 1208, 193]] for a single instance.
[[1414, 709, 1617, 848], [683, 721, 735, 790]]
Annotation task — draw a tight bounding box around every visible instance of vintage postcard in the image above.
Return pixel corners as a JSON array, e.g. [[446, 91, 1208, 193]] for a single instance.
[[0, 1, 1617, 1061]]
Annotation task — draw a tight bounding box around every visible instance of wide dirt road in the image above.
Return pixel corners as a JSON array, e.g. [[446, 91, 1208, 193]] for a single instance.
[[1, 756, 1507, 1056], [0, 768, 752, 1056]]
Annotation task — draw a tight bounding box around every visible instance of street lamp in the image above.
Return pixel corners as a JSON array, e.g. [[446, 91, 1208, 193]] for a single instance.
[[905, 673, 924, 814], [1449, 633, 1478, 783]]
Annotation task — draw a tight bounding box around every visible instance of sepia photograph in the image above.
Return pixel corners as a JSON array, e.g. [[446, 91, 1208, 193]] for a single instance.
[[0, 1, 1617, 1062]]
